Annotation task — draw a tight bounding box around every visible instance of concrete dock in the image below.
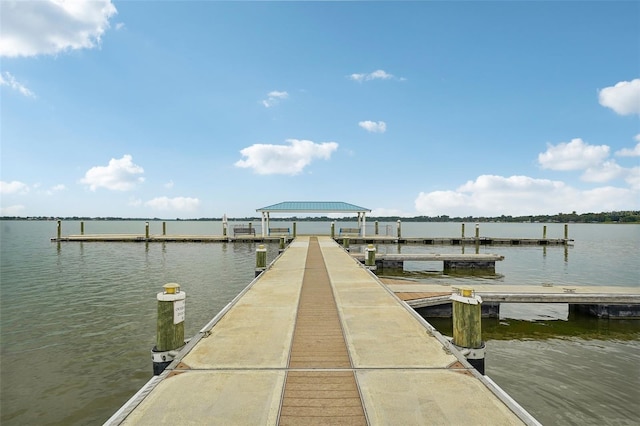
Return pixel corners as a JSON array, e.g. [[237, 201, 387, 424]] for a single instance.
[[106, 236, 538, 425]]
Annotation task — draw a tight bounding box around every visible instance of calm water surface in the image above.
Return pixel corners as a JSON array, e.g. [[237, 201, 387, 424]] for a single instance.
[[1, 221, 638, 425]]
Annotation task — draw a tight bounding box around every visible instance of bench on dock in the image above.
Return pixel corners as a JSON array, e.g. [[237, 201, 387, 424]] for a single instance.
[[269, 227, 290, 236], [233, 226, 255, 236], [339, 227, 361, 236]]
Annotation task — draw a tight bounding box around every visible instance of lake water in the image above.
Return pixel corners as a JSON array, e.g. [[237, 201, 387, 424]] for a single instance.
[[1, 220, 638, 425]]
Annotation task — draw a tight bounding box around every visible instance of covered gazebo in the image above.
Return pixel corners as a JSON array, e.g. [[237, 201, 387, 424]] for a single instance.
[[256, 201, 372, 237]]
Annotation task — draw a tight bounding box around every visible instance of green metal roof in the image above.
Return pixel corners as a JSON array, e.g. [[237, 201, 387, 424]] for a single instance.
[[257, 201, 371, 213]]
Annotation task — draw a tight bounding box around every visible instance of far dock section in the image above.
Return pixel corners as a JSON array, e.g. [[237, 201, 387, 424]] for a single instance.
[[50, 220, 574, 246], [106, 236, 538, 425]]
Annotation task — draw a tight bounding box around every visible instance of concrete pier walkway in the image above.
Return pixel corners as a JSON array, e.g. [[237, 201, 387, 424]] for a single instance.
[[107, 236, 537, 425]]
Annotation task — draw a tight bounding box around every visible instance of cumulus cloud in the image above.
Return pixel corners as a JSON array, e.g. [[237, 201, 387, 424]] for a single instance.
[[358, 120, 387, 133], [235, 139, 338, 175], [415, 175, 638, 216], [262, 90, 289, 108], [538, 138, 610, 171], [0, 0, 117, 57], [0, 180, 30, 194], [349, 69, 404, 82], [145, 196, 200, 212], [598, 79, 640, 116], [616, 135, 640, 157], [80, 155, 144, 191], [0, 72, 35, 97], [581, 161, 626, 183]]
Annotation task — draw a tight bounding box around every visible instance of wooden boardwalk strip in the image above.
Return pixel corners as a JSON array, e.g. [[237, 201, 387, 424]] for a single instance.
[[280, 237, 367, 425]]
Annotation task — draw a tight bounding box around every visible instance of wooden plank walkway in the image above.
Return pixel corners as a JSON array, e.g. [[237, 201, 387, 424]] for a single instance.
[[106, 236, 538, 425]]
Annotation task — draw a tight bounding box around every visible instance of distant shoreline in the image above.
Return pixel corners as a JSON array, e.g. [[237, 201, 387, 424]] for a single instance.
[[2, 210, 639, 224]]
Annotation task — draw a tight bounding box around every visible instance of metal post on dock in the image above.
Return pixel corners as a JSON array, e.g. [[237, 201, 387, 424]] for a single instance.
[[255, 244, 267, 277], [145, 222, 150, 239], [451, 287, 485, 374], [397, 220, 402, 239], [152, 283, 186, 375], [365, 244, 376, 270], [80, 221, 84, 235]]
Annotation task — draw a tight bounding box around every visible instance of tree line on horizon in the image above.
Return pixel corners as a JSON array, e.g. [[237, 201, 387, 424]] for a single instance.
[[2, 210, 639, 223]]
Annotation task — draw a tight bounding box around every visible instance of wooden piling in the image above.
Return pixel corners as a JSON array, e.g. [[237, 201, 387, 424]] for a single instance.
[[80, 221, 84, 235], [564, 223, 569, 241], [57, 220, 61, 240], [397, 220, 402, 239], [279, 237, 285, 253], [452, 288, 484, 374], [145, 222, 150, 239], [163, 221, 166, 236], [375, 221, 379, 235], [343, 237, 350, 251], [365, 244, 376, 269], [543, 225, 547, 239], [331, 222, 336, 239], [255, 244, 267, 276], [461, 223, 465, 238], [153, 283, 186, 375], [293, 222, 297, 238]]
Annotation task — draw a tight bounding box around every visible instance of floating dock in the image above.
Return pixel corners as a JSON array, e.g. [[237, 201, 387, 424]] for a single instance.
[[51, 233, 571, 246], [351, 252, 504, 272], [386, 282, 640, 319], [106, 236, 538, 425]]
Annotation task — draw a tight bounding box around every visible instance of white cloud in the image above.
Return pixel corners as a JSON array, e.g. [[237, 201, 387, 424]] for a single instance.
[[0, 0, 117, 57], [598, 79, 640, 116], [235, 139, 338, 175], [415, 174, 639, 216], [145, 197, 200, 212], [581, 160, 626, 183], [349, 69, 403, 82], [616, 135, 640, 157], [538, 138, 610, 171], [0, 72, 35, 97], [626, 167, 640, 190], [80, 154, 144, 191], [0, 180, 30, 194], [358, 120, 387, 133], [261, 90, 289, 108], [0, 205, 26, 215], [164, 180, 175, 189], [45, 184, 66, 195]]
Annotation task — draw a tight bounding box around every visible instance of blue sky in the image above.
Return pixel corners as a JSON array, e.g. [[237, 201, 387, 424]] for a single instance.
[[1, 0, 639, 218]]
